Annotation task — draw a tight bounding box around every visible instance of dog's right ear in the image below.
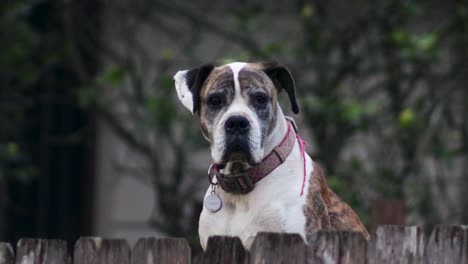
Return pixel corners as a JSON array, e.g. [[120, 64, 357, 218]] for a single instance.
[[173, 64, 214, 114]]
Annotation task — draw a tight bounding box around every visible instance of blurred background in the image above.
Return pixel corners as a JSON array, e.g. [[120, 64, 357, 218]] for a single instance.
[[0, 0, 467, 252]]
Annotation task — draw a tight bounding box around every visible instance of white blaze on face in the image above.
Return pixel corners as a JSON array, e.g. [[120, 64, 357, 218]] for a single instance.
[[211, 62, 264, 165]]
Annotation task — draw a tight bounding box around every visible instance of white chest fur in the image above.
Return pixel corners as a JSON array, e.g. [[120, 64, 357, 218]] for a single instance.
[[198, 141, 313, 250]]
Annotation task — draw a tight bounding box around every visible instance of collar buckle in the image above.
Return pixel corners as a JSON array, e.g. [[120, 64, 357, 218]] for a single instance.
[[216, 171, 254, 194]]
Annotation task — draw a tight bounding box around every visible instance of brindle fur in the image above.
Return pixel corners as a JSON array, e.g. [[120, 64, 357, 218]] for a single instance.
[[199, 64, 278, 147], [178, 61, 369, 242], [303, 162, 370, 240]]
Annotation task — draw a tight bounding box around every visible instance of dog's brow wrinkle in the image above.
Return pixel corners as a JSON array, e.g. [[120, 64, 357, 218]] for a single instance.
[[216, 81, 232, 88]]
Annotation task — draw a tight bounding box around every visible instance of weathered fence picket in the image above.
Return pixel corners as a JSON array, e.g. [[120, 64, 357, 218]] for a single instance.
[[202, 236, 247, 264], [16, 239, 70, 264], [250, 233, 307, 264], [132, 237, 190, 264], [367, 225, 424, 264], [425, 225, 468, 264], [74, 238, 130, 264], [308, 231, 366, 264], [0, 242, 14, 264], [0, 225, 467, 264]]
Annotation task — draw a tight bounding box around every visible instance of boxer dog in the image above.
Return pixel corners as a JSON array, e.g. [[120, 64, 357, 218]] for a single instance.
[[173, 61, 369, 249]]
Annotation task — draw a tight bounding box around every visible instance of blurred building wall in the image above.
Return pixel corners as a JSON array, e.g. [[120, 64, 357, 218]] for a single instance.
[[91, 0, 302, 245], [91, 0, 463, 245]]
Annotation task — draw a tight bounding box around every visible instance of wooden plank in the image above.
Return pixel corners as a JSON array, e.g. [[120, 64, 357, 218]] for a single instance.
[[202, 236, 247, 264], [367, 225, 424, 264], [307, 231, 367, 264], [131, 237, 190, 264], [15, 239, 69, 264], [0, 242, 14, 264], [74, 237, 130, 264], [192, 254, 204, 264], [464, 226, 468, 264], [371, 198, 405, 232], [250, 232, 306, 264], [425, 225, 468, 264]]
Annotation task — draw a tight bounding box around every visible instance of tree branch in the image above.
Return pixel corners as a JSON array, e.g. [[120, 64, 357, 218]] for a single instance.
[[96, 106, 161, 171]]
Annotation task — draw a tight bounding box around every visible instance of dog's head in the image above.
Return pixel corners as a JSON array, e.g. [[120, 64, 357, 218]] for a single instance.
[[173, 61, 298, 166]]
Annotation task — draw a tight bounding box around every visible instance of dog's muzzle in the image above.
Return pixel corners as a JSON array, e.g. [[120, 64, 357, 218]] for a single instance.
[[223, 115, 252, 162]]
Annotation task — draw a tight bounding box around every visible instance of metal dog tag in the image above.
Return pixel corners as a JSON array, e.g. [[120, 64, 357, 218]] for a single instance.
[[204, 193, 222, 213]]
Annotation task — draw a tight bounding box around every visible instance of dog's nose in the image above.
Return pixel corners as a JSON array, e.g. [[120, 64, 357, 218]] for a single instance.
[[225, 115, 250, 135]]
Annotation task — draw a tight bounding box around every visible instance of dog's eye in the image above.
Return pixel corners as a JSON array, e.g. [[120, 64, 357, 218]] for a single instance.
[[207, 95, 223, 109], [253, 93, 268, 107]]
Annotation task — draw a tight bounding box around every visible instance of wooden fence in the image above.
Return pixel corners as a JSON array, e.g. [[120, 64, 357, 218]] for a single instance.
[[0, 225, 467, 264]]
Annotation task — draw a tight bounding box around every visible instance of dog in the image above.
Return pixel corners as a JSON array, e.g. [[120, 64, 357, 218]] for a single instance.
[[173, 61, 369, 250]]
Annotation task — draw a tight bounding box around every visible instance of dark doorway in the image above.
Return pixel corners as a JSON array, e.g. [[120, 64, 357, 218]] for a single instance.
[[0, 0, 99, 245]]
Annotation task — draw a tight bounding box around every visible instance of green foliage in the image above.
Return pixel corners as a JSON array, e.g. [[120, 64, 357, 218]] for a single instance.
[[77, 66, 128, 108], [230, 4, 264, 31], [0, 142, 37, 184], [6, 142, 19, 158], [300, 4, 315, 19], [398, 108, 416, 128], [0, 0, 47, 186], [261, 42, 283, 56], [4, 0, 464, 241], [96, 66, 127, 86], [283, 1, 467, 225], [162, 48, 174, 60]]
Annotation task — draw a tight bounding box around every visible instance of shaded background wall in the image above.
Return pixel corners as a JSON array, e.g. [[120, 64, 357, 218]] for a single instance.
[[0, 0, 98, 244], [1, 0, 467, 252]]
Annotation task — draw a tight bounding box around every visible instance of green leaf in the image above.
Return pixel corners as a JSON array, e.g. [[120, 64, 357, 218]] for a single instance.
[[300, 4, 315, 18], [96, 66, 127, 86], [328, 176, 345, 193], [414, 33, 437, 52], [6, 142, 19, 157], [261, 42, 282, 55], [162, 48, 174, 60], [341, 102, 364, 122], [398, 108, 416, 128], [400, 46, 416, 60], [391, 29, 409, 44]]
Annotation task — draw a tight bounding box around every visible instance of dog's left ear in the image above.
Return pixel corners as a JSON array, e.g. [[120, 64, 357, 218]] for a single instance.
[[260, 61, 299, 114], [173, 63, 214, 113]]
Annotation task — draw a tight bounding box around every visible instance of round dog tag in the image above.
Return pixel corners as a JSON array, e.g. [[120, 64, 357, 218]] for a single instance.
[[204, 193, 222, 213]]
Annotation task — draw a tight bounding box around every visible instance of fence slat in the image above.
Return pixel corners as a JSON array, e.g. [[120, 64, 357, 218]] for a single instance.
[[250, 233, 306, 264], [4, 226, 468, 263], [307, 231, 366, 264], [74, 237, 130, 264], [0, 242, 14, 264], [201, 236, 247, 264], [367, 225, 424, 264], [425, 225, 468, 264], [131, 237, 190, 264], [15, 239, 69, 264]]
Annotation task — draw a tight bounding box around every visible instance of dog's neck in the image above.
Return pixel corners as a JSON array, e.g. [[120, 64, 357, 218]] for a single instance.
[[222, 104, 288, 175], [263, 104, 288, 156]]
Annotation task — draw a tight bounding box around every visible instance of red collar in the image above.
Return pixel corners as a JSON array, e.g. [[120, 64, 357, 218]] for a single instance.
[[209, 119, 298, 194]]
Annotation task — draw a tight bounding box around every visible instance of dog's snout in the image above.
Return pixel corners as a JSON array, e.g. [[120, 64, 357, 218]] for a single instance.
[[225, 116, 250, 134]]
